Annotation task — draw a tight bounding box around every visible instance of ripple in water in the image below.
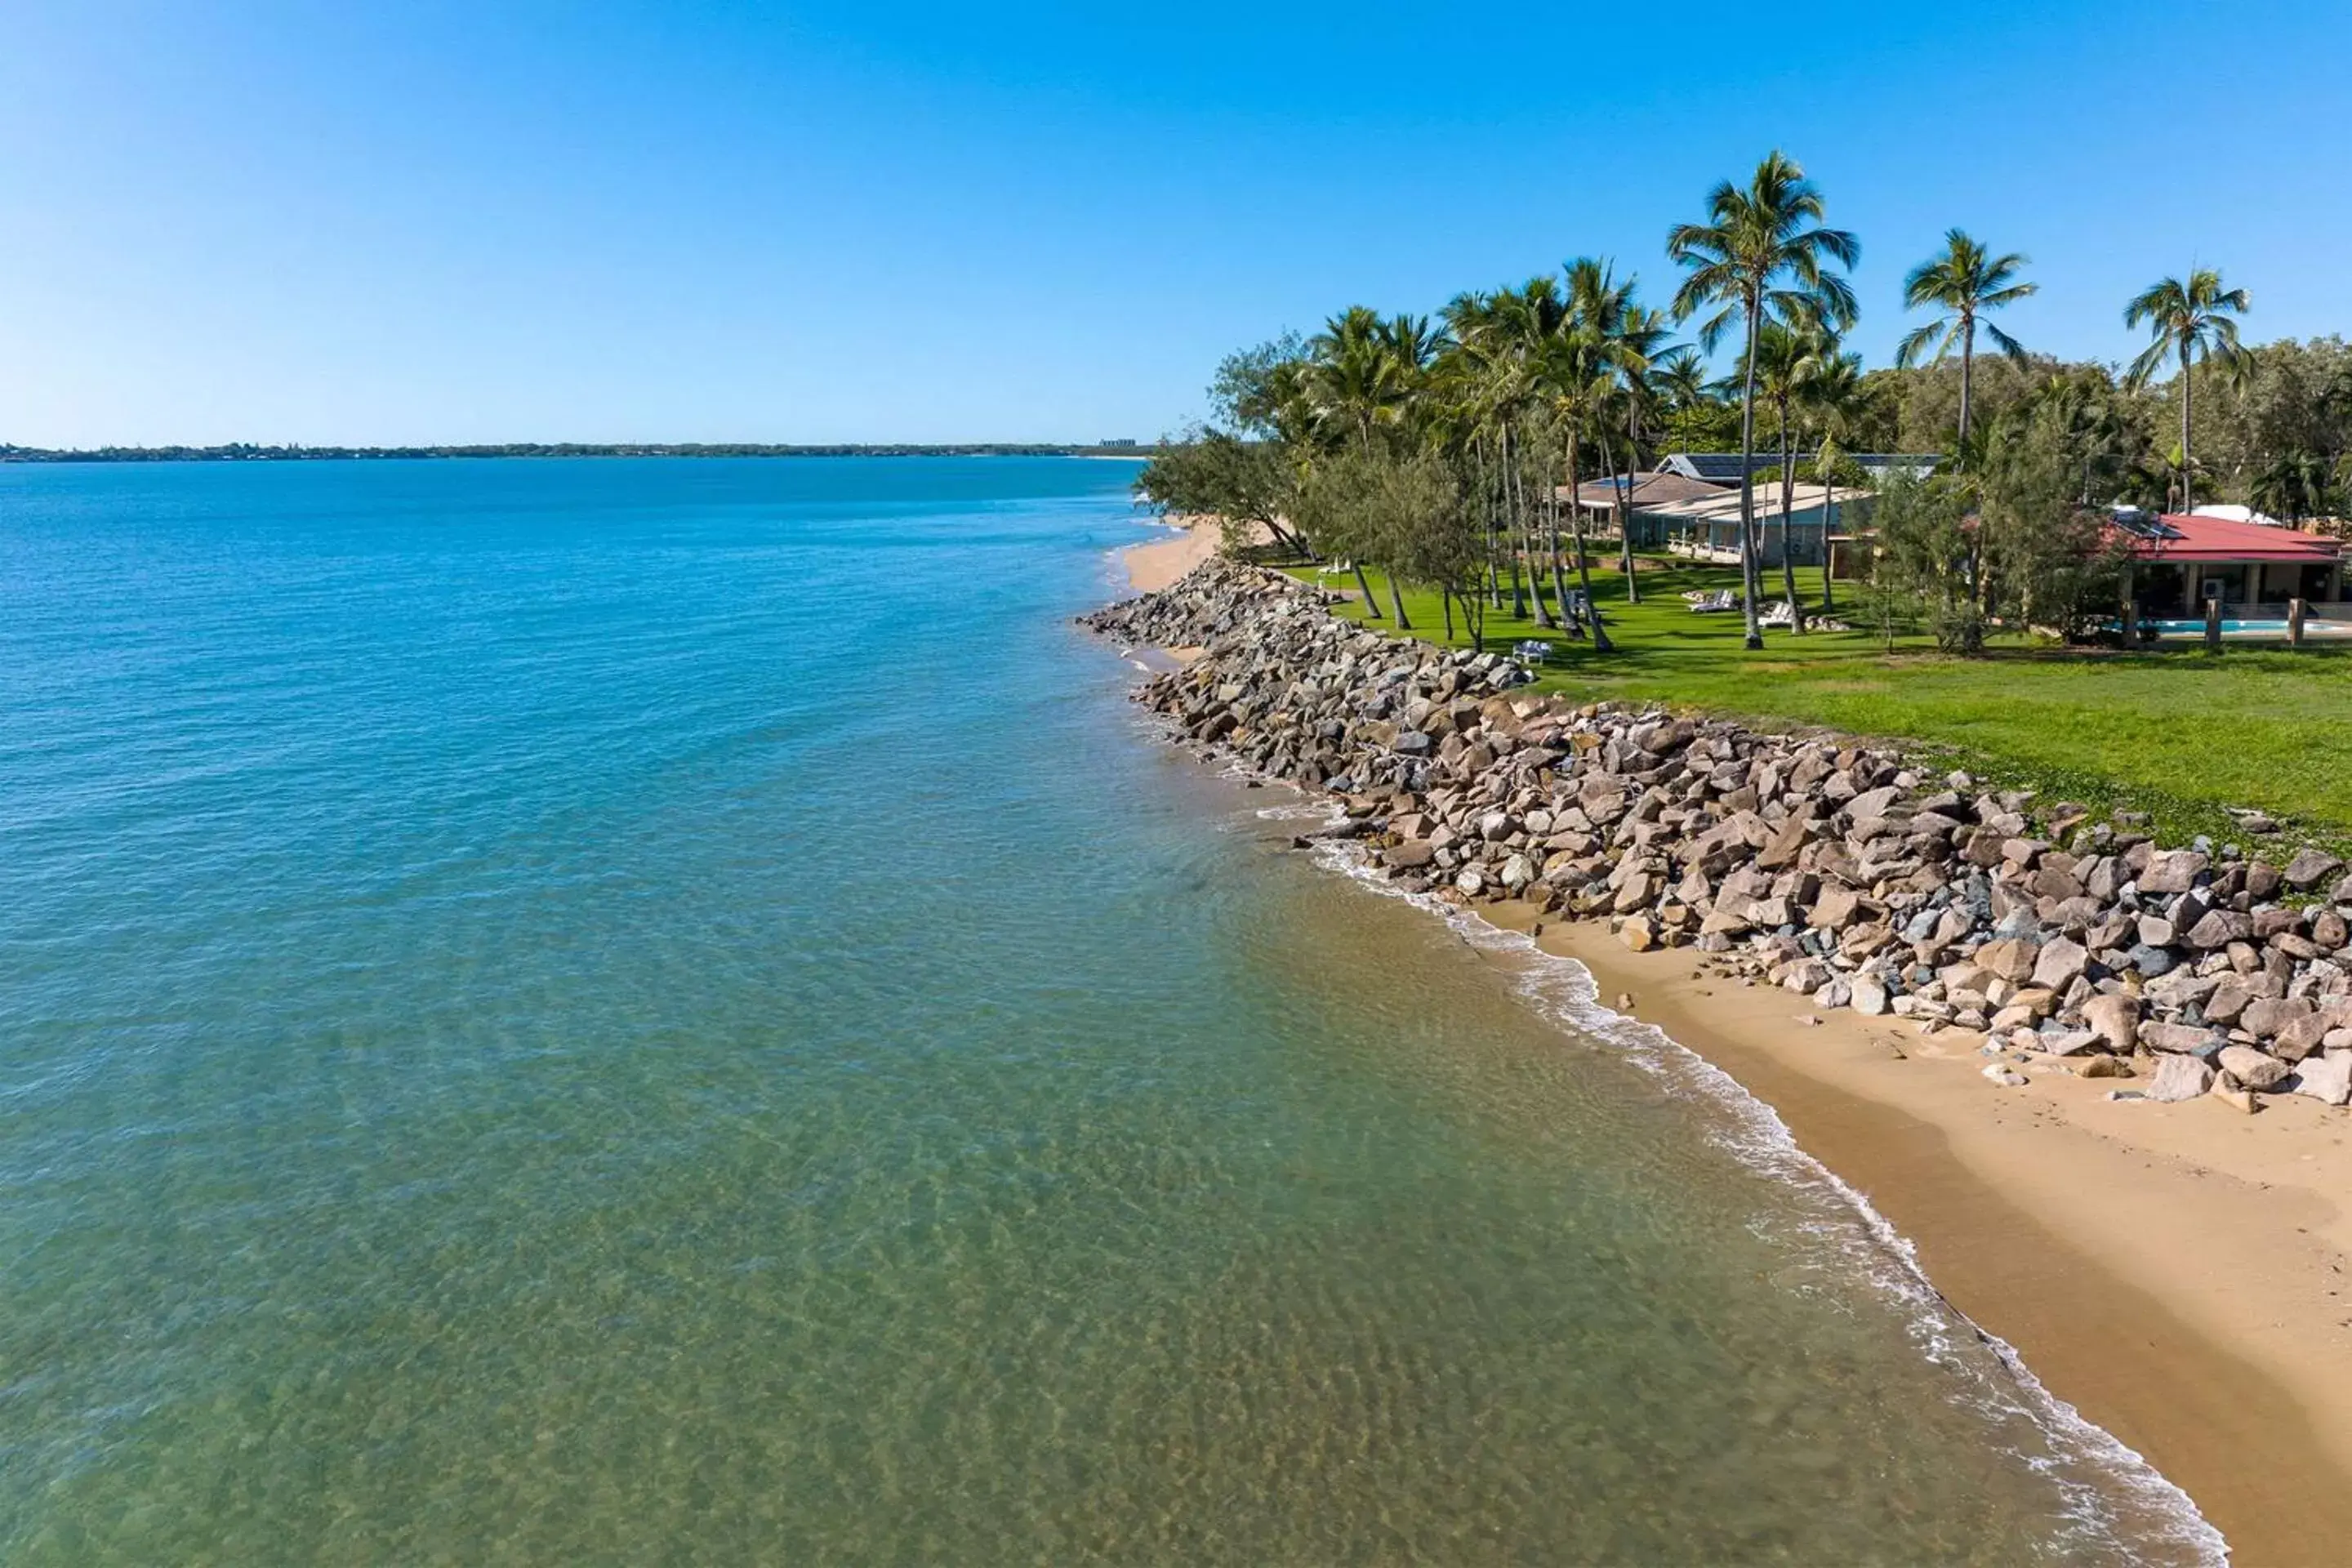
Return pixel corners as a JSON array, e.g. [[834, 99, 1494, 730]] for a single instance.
[[0, 457, 2219, 1562]]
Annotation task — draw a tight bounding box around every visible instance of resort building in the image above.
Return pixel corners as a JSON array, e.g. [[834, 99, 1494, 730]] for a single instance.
[[1570, 472, 1873, 568], [2114, 511, 2347, 616]]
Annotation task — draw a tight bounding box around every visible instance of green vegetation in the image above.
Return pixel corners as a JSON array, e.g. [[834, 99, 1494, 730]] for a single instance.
[[1137, 147, 2352, 839], [1291, 555, 2352, 849]]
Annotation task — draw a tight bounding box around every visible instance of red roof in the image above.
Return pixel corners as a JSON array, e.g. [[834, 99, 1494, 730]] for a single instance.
[[2119, 514, 2345, 564]]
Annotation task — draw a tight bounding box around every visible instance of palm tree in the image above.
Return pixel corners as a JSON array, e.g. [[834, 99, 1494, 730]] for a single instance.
[[1544, 258, 1641, 652], [1750, 319, 1823, 630], [1653, 349, 1715, 412], [2251, 451, 2336, 525], [1802, 349, 1867, 611], [1301, 310, 1390, 617], [1608, 299, 1677, 604], [1303, 309, 1450, 623], [1446, 282, 1564, 627], [2123, 269, 2251, 511], [1894, 230, 2036, 451], [1668, 152, 1859, 650]]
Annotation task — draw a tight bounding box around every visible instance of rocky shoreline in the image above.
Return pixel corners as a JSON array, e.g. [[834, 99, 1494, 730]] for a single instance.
[[1085, 557, 2352, 1115]]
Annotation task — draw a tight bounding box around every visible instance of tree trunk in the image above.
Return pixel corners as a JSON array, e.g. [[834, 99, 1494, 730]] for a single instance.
[[1441, 587, 1454, 640], [1820, 479, 1838, 612], [1548, 434, 1576, 635], [1508, 424, 1546, 626], [1387, 571, 1413, 630], [1958, 314, 1974, 452], [1619, 403, 1641, 604], [2180, 344, 2194, 511], [1568, 503, 1611, 653], [1738, 298, 1764, 650], [1564, 426, 1612, 651], [1353, 561, 1382, 618], [1779, 413, 1804, 633]]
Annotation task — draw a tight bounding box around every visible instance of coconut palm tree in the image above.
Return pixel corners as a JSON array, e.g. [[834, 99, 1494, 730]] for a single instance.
[[2124, 270, 2252, 512], [1801, 348, 1868, 611], [1544, 258, 1643, 652], [2251, 451, 2336, 525], [1608, 299, 1677, 604], [1668, 152, 1859, 649], [1446, 282, 1566, 627], [1893, 230, 2036, 451], [1750, 319, 1823, 630], [1653, 349, 1715, 412]]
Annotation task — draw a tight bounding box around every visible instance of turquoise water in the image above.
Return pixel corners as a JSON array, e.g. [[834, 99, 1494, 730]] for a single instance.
[[0, 457, 2217, 1563]]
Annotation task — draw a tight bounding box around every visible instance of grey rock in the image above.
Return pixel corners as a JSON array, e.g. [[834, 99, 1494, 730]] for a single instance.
[[2030, 936, 2089, 992], [2283, 848, 2345, 889], [2291, 1054, 2352, 1107], [2140, 1021, 2223, 1057], [2187, 909, 2255, 949], [2145, 1053, 2215, 1102]]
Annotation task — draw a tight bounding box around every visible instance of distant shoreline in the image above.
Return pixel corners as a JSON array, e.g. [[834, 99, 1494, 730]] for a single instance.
[[0, 443, 1158, 465]]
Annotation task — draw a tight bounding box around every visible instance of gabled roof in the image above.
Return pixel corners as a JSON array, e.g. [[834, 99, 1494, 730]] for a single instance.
[[1660, 452, 1943, 484], [1611, 482, 1872, 524], [1562, 472, 1734, 510], [2116, 513, 2345, 564]]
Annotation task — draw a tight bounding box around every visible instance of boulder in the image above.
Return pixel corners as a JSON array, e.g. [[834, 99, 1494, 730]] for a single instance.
[[1810, 885, 1868, 930], [1850, 975, 1891, 1016], [2283, 848, 2345, 890], [2145, 1053, 2215, 1102], [2290, 1054, 2352, 1107], [2138, 849, 2209, 895], [2216, 1045, 2291, 1091], [2239, 996, 2312, 1041], [2140, 1021, 2223, 1057], [1385, 840, 1437, 870], [2082, 992, 2140, 1053], [1976, 937, 2040, 983], [2029, 936, 2089, 992], [2186, 909, 2255, 949]]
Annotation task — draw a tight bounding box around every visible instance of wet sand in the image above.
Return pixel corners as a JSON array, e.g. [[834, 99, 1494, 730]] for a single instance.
[[1482, 903, 2352, 1567]]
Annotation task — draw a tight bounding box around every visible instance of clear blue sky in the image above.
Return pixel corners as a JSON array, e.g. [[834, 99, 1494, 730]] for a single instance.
[[4, 1, 2346, 447]]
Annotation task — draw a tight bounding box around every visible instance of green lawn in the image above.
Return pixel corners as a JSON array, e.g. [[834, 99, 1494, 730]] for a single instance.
[[1285, 556, 2352, 849]]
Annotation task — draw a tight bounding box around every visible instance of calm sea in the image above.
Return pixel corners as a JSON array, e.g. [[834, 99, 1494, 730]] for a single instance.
[[0, 457, 2217, 1563]]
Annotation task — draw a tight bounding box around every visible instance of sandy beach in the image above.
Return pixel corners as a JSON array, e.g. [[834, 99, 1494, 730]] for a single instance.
[[1120, 514, 1225, 594], [1480, 906, 2352, 1566], [1113, 544, 2352, 1564]]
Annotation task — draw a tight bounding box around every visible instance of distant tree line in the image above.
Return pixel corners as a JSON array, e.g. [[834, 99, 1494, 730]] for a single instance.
[[0, 442, 1158, 463]]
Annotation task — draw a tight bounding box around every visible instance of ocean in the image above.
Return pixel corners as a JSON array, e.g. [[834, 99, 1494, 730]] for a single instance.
[[0, 456, 2218, 1562]]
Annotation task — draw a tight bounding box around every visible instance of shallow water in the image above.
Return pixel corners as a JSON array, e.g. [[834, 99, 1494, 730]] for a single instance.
[[0, 457, 2218, 1562]]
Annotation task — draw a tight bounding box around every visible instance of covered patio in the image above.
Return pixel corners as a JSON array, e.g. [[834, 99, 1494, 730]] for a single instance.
[[2117, 512, 2346, 620]]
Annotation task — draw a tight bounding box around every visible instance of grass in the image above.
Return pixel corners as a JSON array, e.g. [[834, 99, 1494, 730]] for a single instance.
[[1284, 555, 2352, 851]]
